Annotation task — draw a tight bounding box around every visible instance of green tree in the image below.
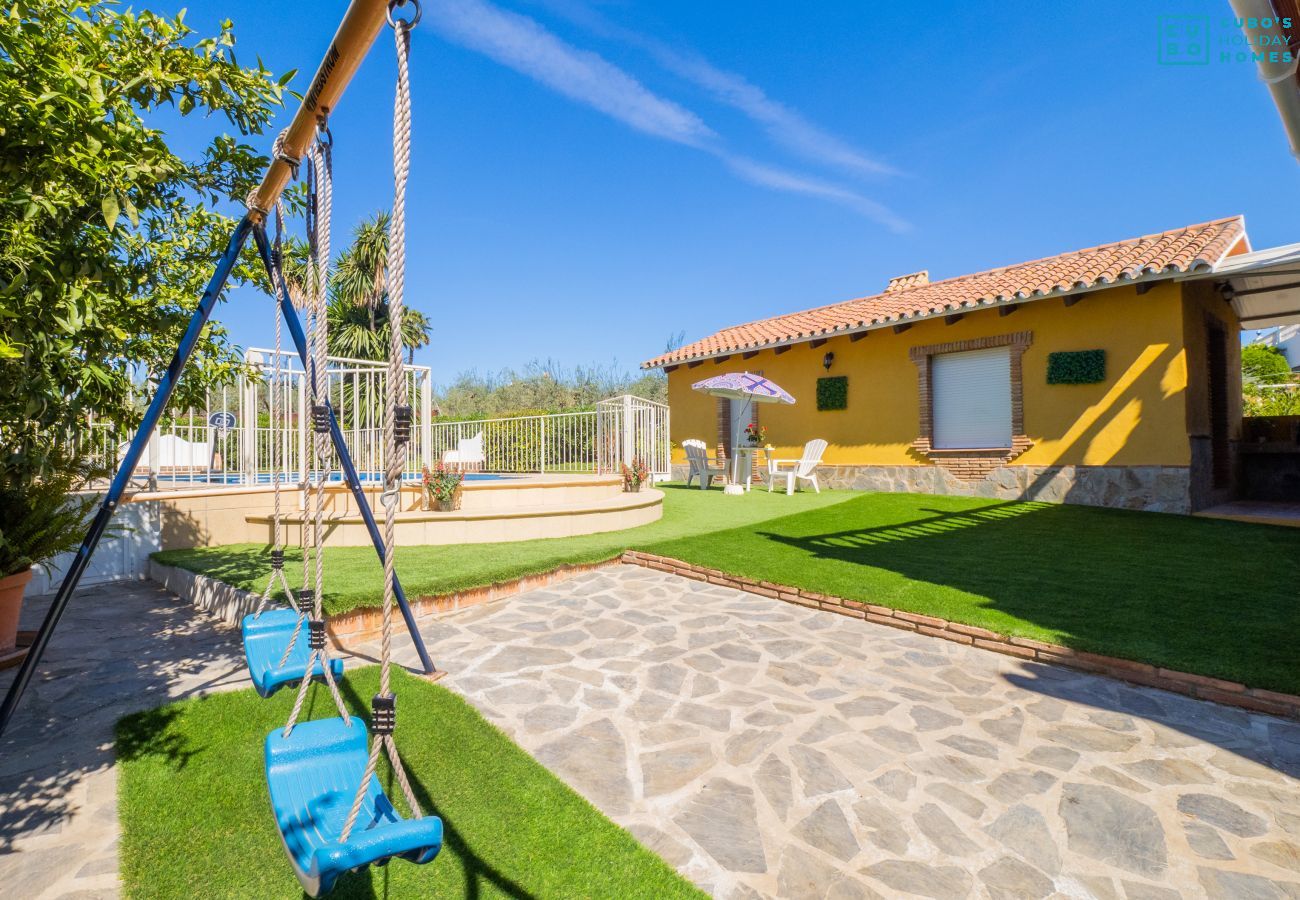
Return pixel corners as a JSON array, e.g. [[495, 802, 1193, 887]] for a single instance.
[[325, 212, 431, 362], [435, 359, 667, 418], [1242, 343, 1292, 384], [0, 1, 293, 466], [327, 297, 431, 363]]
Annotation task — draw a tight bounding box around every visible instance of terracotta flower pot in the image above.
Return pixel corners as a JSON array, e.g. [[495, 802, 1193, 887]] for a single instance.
[[434, 491, 462, 512], [0, 568, 33, 654]]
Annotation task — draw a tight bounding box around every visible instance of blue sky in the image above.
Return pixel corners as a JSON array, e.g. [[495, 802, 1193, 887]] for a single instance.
[[170, 0, 1294, 383]]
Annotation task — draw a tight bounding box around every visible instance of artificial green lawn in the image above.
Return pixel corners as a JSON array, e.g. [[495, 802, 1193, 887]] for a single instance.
[[152, 484, 854, 615], [155, 486, 1300, 694], [117, 665, 701, 899], [646, 492, 1300, 694]]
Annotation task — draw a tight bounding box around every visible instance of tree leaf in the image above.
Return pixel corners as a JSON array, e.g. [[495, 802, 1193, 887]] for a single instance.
[[101, 194, 120, 232]]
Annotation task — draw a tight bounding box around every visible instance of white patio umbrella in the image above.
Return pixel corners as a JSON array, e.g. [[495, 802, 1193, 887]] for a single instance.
[[692, 372, 796, 493]]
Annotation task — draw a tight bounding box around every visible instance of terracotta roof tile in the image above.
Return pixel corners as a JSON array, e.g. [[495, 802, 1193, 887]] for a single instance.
[[644, 216, 1247, 368]]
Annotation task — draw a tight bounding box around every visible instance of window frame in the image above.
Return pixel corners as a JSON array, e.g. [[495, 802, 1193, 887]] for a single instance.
[[908, 331, 1034, 469]]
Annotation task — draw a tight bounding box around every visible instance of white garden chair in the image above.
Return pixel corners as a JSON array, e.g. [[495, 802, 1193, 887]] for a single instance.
[[441, 431, 485, 471], [768, 438, 827, 495], [683, 439, 726, 490]]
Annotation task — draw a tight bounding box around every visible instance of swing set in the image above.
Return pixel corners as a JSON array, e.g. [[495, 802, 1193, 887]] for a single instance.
[[0, 1, 447, 893]]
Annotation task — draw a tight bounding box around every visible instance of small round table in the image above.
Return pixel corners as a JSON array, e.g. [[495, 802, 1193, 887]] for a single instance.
[[725, 445, 759, 494]]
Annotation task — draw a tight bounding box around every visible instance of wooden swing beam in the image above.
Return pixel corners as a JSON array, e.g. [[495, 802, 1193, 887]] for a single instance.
[[247, 0, 391, 220]]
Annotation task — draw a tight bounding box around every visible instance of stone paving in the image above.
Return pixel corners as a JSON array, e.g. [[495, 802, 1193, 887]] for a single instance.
[[0, 582, 248, 899], [3, 568, 1300, 899], [359, 566, 1300, 900]]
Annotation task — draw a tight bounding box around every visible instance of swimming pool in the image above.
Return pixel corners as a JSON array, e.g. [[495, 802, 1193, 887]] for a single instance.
[[145, 472, 518, 485]]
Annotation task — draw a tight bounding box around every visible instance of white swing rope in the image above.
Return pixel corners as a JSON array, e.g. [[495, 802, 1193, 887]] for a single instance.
[[255, 201, 296, 621], [284, 129, 351, 734], [340, 7, 422, 843]]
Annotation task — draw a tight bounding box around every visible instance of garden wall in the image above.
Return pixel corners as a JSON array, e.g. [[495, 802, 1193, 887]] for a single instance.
[[671, 463, 1192, 514]]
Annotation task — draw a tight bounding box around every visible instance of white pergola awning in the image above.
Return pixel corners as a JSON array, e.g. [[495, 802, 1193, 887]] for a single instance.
[[1201, 243, 1300, 329]]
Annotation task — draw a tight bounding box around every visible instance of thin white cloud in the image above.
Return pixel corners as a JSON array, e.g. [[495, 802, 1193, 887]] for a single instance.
[[720, 154, 910, 232], [650, 48, 899, 179], [532, 0, 899, 178], [426, 0, 906, 229], [425, 0, 714, 147]]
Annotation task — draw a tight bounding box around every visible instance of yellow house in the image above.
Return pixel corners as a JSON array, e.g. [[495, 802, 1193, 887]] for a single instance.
[[643, 217, 1255, 514]]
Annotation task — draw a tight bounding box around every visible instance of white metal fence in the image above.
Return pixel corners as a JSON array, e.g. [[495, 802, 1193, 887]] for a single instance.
[[83, 348, 669, 486], [429, 395, 670, 477], [87, 348, 435, 487]]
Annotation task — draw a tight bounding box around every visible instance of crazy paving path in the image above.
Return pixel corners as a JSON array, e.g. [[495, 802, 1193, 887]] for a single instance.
[[0, 582, 248, 899], [361, 566, 1300, 900]]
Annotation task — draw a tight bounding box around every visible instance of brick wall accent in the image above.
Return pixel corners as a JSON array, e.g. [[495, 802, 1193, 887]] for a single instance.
[[621, 551, 1300, 721], [909, 331, 1034, 480], [152, 556, 625, 649]]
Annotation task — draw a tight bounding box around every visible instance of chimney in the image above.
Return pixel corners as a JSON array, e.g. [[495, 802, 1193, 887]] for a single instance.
[[885, 270, 929, 293]]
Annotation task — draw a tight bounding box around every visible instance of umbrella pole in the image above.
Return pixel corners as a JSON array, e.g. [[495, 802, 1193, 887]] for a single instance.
[[727, 396, 754, 494]]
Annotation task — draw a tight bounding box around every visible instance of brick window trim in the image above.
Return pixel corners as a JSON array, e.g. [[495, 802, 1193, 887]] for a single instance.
[[909, 331, 1034, 479]]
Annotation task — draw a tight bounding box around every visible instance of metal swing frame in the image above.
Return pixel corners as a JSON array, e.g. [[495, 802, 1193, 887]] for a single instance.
[[0, 0, 434, 739]]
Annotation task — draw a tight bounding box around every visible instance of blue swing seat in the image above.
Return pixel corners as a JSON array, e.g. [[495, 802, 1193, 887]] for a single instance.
[[265, 716, 443, 896], [242, 609, 345, 699]]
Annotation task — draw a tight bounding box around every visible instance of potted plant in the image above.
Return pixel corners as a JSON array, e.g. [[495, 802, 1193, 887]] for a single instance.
[[621, 458, 650, 492], [0, 451, 100, 662], [422, 463, 464, 511], [743, 421, 767, 447]]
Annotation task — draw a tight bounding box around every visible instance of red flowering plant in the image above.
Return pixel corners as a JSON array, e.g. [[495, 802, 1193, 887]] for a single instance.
[[621, 457, 650, 491], [743, 422, 767, 446], [422, 463, 464, 506]]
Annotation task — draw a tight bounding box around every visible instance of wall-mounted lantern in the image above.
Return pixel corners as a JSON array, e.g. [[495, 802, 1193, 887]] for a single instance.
[[822, 351, 835, 371]]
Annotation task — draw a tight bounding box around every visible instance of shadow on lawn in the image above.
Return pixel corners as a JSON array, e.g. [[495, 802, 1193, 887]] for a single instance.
[[329, 678, 536, 900], [757, 498, 1300, 776]]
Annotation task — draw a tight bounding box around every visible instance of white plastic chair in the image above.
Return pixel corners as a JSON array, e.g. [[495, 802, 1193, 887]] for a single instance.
[[683, 439, 726, 490], [768, 439, 827, 495], [441, 431, 485, 470]]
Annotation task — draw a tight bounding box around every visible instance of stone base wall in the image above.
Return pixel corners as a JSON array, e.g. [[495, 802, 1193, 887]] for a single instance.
[[671, 463, 1192, 514]]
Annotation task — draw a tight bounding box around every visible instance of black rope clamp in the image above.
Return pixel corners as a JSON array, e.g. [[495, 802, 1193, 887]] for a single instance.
[[270, 549, 284, 571], [308, 618, 326, 651], [371, 694, 396, 735], [393, 405, 413, 445], [312, 404, 331, 434], [295, 588, 315, 615], [271, 130, 301, 180]]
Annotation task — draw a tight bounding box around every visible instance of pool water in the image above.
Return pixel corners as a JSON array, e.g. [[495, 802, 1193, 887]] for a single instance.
[[146, 472, 517, 485]]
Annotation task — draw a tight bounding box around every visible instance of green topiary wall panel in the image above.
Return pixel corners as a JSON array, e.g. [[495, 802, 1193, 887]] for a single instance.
[[816, 376, 848, 410], [1046, 349, 1106, 385]]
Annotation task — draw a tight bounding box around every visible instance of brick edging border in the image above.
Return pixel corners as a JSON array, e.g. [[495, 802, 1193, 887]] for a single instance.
[[620, 551, 1300, 721], [148, 556, 625, 648]]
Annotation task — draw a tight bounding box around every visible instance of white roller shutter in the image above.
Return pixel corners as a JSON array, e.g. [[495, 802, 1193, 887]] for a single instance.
[[931, 347, 1012, 449]]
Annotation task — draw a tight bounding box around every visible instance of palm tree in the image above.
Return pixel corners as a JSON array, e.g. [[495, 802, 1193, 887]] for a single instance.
[[332, 213, 390, 330], [327, 211, 431, 362], [326, 297, 430, 362], [272, 236, 312, 309]]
